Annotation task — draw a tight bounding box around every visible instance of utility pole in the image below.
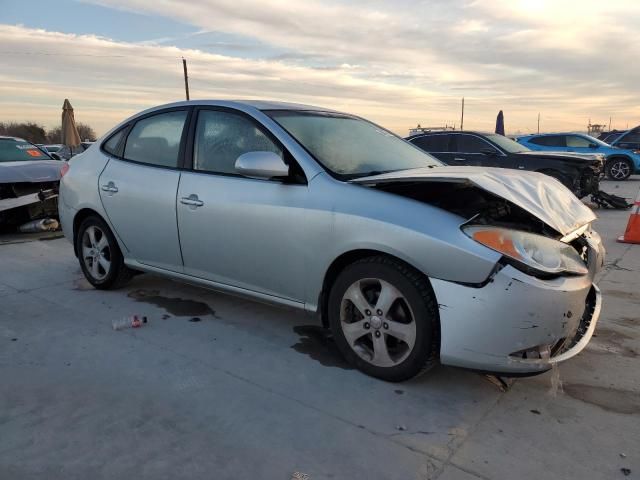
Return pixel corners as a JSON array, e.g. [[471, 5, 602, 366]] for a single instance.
[[537, 113, 540, 134], [460, 97, 465, 131], [609, 117, 612, 132], [182, 57, 190, 101]]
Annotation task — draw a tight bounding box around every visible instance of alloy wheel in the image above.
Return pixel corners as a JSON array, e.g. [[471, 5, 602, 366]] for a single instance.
[[81, 225, 111, 281], [610, 160, 631, 180], [340, 278, 417, 367]]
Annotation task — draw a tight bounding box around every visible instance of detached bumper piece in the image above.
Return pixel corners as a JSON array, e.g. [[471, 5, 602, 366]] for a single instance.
[[508, 285, 601, 366]]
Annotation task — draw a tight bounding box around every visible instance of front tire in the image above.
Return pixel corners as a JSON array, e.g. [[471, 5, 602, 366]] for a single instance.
[[76, 215, 133, 289], [606, 158, 633, 181], [328, 256, 439, 382]]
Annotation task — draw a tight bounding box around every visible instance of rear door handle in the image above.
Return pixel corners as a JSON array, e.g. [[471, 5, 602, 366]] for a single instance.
[[101, 181, 118, 193], [180, 194, 204, 207]]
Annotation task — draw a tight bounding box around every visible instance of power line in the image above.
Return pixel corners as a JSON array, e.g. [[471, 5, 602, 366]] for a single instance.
[[0, 51, 182, 59]]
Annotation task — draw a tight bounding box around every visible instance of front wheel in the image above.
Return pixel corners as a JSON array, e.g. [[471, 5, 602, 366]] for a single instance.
[[328, 256, 439, 382], [76, 215, 133, 289], [606, 158, 633, 181]]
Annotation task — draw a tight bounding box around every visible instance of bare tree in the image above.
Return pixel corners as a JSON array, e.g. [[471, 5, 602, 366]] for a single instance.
[[0, 122, 48, 144], [46, 126, 62, 143], [77, 123, 97, 142], [46, 122, 97, 143]]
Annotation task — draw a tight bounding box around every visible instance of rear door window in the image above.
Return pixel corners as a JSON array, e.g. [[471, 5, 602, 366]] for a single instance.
[[123, 111, 188, 168], [529, 135, 566, 147], [454, 134, 490, 153], [566, 135, 591, 148], [411, 134, 450, 152]]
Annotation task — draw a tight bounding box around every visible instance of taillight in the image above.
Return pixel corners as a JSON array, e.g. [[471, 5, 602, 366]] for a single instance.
[[60, 162, 70, 177]]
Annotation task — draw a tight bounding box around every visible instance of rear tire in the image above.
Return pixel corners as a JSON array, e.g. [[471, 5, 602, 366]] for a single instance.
[[328, 256, 439, 382], [606, 158, 633, 181], [75, 215, 133, 290]]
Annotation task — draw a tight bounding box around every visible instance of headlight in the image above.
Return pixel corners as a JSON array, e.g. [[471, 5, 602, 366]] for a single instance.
[[463, 226, 588, 276]]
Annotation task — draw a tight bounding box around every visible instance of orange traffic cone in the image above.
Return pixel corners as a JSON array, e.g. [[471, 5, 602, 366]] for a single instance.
[[618, 189, 640, 244]]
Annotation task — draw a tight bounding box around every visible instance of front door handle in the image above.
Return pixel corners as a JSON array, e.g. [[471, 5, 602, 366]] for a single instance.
[[453, 157, 466, 162], [180, 194, 204, 207], [101, 181, 118, 193]]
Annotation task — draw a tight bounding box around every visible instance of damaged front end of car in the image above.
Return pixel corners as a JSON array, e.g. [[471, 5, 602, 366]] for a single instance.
[[352, 166, 604, 374], [0, 162, 62, 232]]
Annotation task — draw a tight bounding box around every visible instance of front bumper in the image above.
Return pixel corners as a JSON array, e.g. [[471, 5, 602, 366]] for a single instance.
[[431, 231, 604, 374]]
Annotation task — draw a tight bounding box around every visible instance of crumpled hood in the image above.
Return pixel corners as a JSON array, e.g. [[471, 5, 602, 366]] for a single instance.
[[0, 160, 63, 183], [351, 166, 596, 236]]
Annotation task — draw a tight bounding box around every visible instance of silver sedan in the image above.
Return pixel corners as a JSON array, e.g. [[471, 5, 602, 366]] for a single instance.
[[59, 100, 604, 381]]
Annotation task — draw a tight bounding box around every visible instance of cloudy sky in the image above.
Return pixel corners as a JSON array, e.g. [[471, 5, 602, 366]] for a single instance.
[[1, 0, 639, 136]]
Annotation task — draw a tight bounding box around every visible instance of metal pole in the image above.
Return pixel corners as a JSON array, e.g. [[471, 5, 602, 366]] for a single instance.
[[537, 113, 540, 134], [460, 97, 464, 131], [182, 57, 190, 101]]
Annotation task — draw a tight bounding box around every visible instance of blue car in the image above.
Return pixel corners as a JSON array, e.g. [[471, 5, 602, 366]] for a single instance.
[[517, 132, 640, 180]]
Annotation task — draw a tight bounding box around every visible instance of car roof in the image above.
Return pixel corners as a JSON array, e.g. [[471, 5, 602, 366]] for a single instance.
[[0, 135, 26, 142], [138, 99, 340, 114], [406, 131, 493, 140]]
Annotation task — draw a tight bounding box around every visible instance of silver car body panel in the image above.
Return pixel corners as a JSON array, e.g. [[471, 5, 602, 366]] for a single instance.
[[98, 158, 183, 272], [58, 100, 604, 374], [352, 166, 596, 236]]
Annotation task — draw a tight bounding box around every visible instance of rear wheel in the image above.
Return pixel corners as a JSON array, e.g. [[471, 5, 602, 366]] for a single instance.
[[76, 215, 133, 289], [328, 256, 439, 382], [606, 158, 633, 181]]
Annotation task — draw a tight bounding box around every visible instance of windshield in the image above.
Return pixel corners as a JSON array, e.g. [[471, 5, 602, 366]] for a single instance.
[[0, 138, 51, 162], [266, 110, 442, 178], [485, 134, 530, 153]]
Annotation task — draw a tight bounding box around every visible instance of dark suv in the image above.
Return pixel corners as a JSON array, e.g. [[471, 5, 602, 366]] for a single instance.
[[406, 131, 603, 198]]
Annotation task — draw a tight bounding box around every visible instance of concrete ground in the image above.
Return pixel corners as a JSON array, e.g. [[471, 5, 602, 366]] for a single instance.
[[1, 178, 639, 480]]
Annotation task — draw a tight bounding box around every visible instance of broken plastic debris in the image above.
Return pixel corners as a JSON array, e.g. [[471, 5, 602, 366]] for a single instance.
[[291, 472, 310, 480], [18, 218, 59, 233], [113, 315, 148, 331]]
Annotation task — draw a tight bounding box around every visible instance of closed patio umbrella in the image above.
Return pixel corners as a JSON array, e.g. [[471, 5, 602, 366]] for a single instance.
[[62, 98, 81, 148], [495, 110, 505, 136]]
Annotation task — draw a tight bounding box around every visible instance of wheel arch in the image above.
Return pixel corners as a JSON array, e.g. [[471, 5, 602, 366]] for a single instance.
[[317, 249, 439, 331], [72, 208, 106, 257], [606, 154, 632, 164]]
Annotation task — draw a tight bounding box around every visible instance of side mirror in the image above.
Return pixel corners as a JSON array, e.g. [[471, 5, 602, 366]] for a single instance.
[[480, 147, 498, 156], [235, 151, 289, 179], [50, 153, 62, 161], [589, 143, 598, 149]]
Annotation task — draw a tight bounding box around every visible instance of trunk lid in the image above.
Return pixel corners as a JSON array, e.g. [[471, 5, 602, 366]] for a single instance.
[[351, 166, 596, 236]]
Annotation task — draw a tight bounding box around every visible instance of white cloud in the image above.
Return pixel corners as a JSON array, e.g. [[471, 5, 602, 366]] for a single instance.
[[1, 0, 640, 135]]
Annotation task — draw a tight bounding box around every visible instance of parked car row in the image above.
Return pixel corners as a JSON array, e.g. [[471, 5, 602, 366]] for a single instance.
[[516, 132, 640, 181], [406, 131, 603, 197], [58, 100, 605, 382]]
